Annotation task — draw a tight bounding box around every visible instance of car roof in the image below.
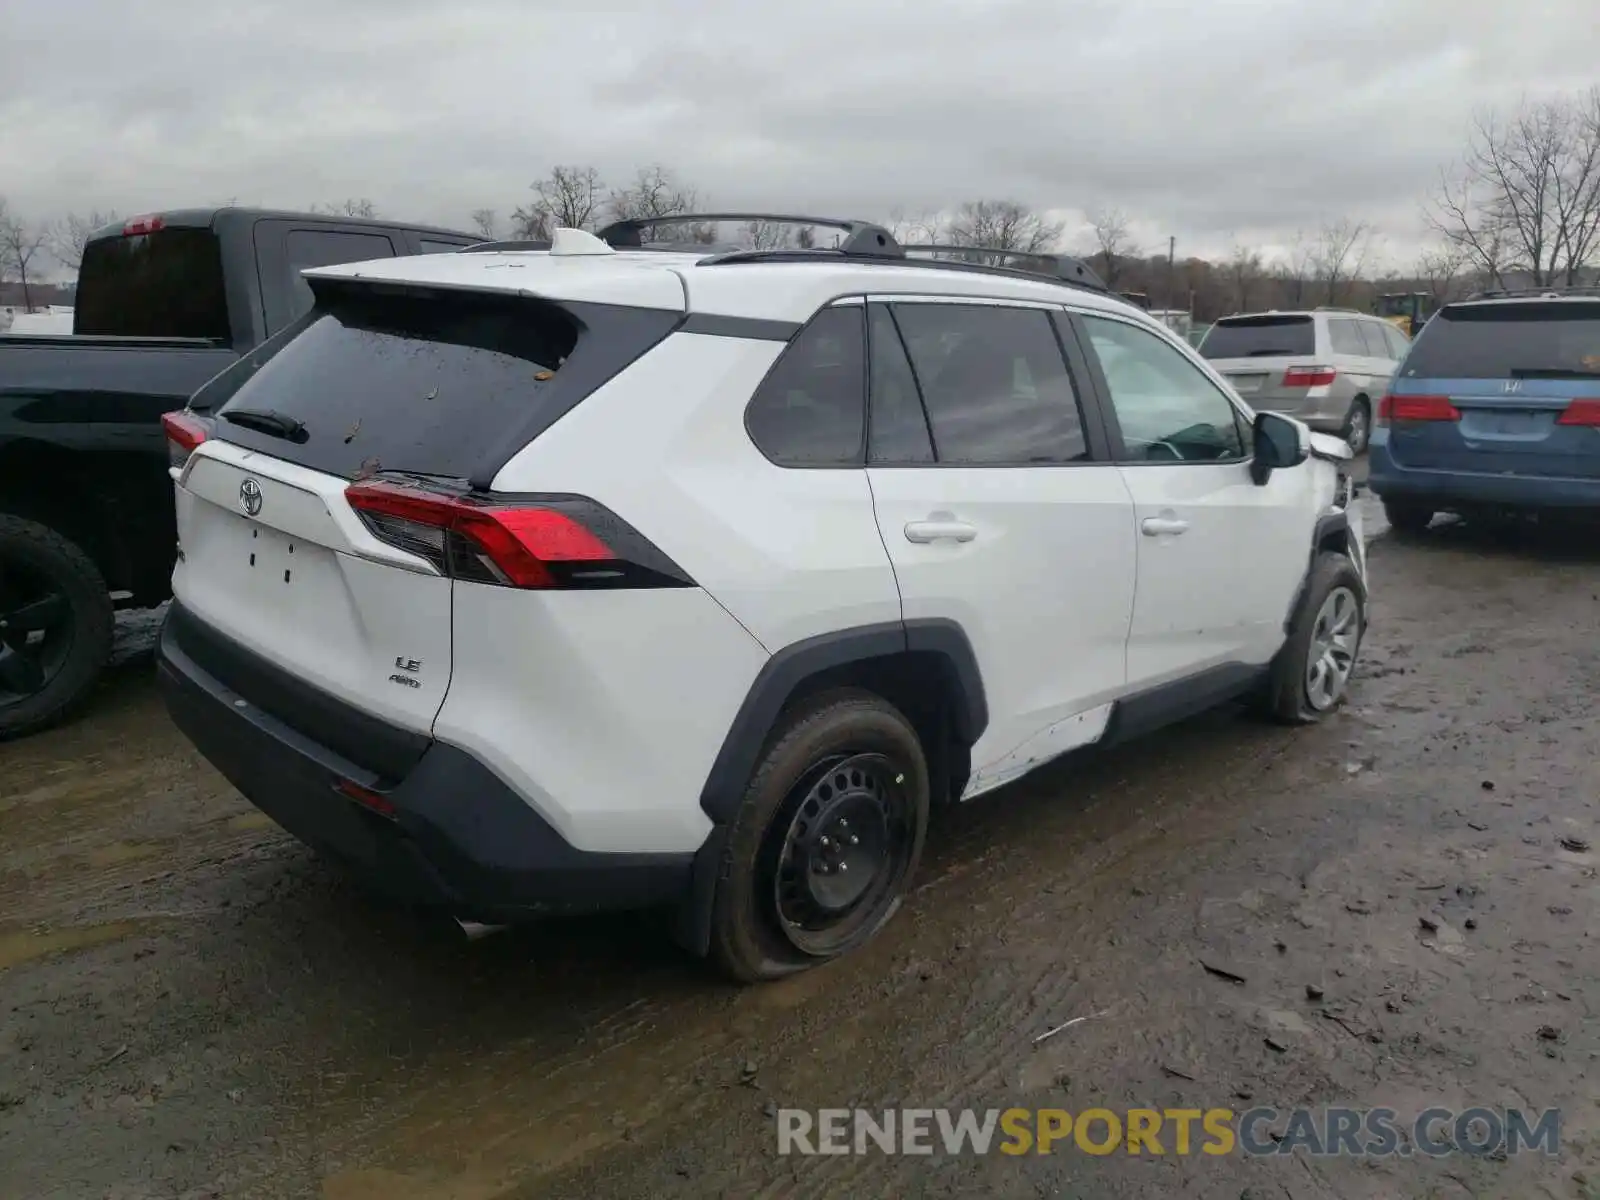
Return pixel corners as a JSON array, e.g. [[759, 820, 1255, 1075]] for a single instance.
[[303, 246, 1158, 326], [87, 206, 479, 245]]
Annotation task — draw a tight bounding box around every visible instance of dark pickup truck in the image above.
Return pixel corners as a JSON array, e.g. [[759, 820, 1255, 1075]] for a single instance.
[[0, 207, 479, 737]]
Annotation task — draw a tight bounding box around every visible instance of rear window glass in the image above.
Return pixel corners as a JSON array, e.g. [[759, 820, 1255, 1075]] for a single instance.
[[1199, 316, 1314, 360], [74, 228, 230, 342], [1400, 303, 1600, 381], [214, 288, 583, 479]]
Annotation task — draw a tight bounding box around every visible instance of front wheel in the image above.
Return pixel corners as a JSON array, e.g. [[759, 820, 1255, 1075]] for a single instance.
[[1263, 553, 1366, 724], [0, 514, 115, 739], [707, 689, 930, 983]]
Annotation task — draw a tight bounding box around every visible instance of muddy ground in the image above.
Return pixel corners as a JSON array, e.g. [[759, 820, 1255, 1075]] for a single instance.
[[3, 504, 1598, 1200]]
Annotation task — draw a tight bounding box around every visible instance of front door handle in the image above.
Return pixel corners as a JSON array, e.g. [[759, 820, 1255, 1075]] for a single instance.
[[1141, 517, 1190, 536], [904, 518, 978, 544]]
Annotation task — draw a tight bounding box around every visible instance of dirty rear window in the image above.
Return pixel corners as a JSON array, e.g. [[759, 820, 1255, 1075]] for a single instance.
[[1400, 302, 1600, 380], [212, 287, 583, 479], [1199, 315, 1315, 360]]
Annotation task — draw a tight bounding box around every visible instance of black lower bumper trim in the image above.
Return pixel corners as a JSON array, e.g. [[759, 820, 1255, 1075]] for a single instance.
[[157, 603, 694, 920]]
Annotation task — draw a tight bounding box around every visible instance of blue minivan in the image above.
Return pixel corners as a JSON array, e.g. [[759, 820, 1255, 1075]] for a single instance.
[[1368, 292, 1600, 531]]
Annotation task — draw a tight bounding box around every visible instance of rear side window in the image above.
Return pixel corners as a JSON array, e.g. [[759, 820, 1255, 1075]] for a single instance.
[[1328, 319, 1368, 356], [74, 228, 230, 342], [419, 239, 468, 254], [1381, 323, 1410, 358], [1401, 303, 1600, 380], [281, 230, 398, 323], [1199, 315, 1314, 360], [215, 288, 590, 479], [891, 304, 1087, 464], [746, 307, 867, 466], [1356, 322, 1393, 358]]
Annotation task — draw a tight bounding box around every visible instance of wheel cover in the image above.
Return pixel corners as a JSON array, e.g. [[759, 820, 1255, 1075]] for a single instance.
[[1346, 405, 1369, 450], [0, 554, 75, 711], [768, 751, 916, 958], [1305, 586, 1360, 711]]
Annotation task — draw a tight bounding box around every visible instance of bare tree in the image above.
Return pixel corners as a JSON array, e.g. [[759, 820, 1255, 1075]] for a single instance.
[[0, 201, 49, 311], [1428, 88, 1600, 287], [469, 209, 500, 240], [1085, 206, 1136, 288], [310, 198, 378, 218], [743, 220, 794, 251], [48, 209, 119, 270], [945, 200, 1062, 254], [607, 165, 700, 223], [1269, 232, 1317, 308], [1224, 244, 1264, 314], [513, 165, 605, 237], [1412, 245, 1469, 307], [1310, 219, 1371, 305]]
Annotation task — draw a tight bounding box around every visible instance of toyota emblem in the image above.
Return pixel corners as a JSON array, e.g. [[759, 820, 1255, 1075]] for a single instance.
[[239, 478, 263, 516]]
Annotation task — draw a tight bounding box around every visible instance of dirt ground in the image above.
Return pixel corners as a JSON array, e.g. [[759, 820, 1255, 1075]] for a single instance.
[[3, 503, 1598, 1200]]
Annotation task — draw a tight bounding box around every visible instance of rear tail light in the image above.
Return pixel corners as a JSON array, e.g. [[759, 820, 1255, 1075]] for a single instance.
[[1377, 394, 1460, 425], [344, 478, 694, 591], [1282, 366, 1338, 388], [122, 214, 165, 236], [161, 410, 210, 470], [1556, 399, 1600, 426]]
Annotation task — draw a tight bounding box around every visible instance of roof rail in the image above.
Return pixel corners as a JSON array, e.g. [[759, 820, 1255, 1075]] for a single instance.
[[460, 238, 552, 254], [899, 244, 1107, 291], [596, 213, 902, 258], [1313, 306, 1363, 313], [1465, 284, 1600, 301]]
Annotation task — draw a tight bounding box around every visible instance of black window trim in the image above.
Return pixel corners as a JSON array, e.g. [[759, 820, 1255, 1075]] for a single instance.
[[859, 296, 1113, 469], [1063, 307, 1257, 469]]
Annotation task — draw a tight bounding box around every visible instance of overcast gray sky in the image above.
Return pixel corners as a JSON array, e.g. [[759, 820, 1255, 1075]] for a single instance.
[[3, 0, 1597, 273]]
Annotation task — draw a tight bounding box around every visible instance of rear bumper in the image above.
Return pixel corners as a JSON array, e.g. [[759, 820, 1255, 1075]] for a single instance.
[[1369, 443, 1600, 509], [156, 603, 694, 921]]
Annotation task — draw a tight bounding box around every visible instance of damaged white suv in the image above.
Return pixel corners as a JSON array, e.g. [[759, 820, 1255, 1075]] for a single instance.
[[157, 216, 1366, 982]]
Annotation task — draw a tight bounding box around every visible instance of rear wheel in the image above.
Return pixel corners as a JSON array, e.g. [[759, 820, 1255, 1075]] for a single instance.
[[707, 689, 929, 982], [1382, 499, 1434, 535], [0, 515, 114, 740], [1343, 397, 1372, 454]]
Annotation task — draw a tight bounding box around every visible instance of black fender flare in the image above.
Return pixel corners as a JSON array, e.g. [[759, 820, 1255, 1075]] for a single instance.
[[1283, 510, 1359, 631], [674, 617, 987, 955]]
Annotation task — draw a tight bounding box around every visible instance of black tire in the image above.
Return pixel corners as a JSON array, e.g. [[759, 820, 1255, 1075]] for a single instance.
[[1382, 499, 1434, 536], [1264, 552, 1366, 725], [707, 688, 930, 983], [0, 514, 114, 740], [1343, 397, 1372, 455]]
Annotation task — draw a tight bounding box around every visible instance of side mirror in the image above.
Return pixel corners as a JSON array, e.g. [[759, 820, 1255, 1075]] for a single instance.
[[1251, 411, 1310, 485]]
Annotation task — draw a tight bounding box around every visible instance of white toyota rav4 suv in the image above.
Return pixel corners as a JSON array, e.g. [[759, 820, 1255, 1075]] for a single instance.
[[157, 215, 1367, 982]]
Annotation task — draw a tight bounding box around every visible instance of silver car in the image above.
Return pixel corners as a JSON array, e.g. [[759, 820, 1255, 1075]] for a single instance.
[[1197, 308, 1409, 452]]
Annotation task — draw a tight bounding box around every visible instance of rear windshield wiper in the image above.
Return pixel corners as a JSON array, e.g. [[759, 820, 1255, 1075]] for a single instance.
[[1509, 367, 1600, 379], [222, 408, 309, 443]]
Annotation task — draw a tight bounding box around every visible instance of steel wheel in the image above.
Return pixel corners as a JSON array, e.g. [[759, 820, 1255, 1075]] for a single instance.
[[765, 750, 918, 958], [1305, 585, 1360, 710], [0, 557, 75, 713]]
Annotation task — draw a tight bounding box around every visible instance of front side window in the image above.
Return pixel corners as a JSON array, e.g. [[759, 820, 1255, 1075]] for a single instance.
[[1081, 315, 1246, 462], [745, 306, 866, 466], [283, 230, 399, 322], [890, 303, 1088, 464]]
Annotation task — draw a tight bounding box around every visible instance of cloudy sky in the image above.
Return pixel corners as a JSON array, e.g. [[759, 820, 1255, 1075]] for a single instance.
[[3, 0, 1597, 274]]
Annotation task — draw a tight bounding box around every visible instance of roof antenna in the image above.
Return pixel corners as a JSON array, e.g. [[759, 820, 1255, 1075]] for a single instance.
[[549, 228, 615, 257]]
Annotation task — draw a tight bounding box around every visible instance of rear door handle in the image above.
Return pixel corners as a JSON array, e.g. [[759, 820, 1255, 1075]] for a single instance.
[[904, 518, 978, 544], [1141, 517, 1189, 536]]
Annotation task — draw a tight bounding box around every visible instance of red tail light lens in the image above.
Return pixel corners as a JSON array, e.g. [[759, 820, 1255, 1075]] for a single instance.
[[1377, 394, 1460, 424], [161, 410, 210, 470], [344, 478, 692, 591], [335, 778, 397, 818], [1556, 399, 1600, 426], [1282, 366, 1338, 388], [122, 214, 165, 236]]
